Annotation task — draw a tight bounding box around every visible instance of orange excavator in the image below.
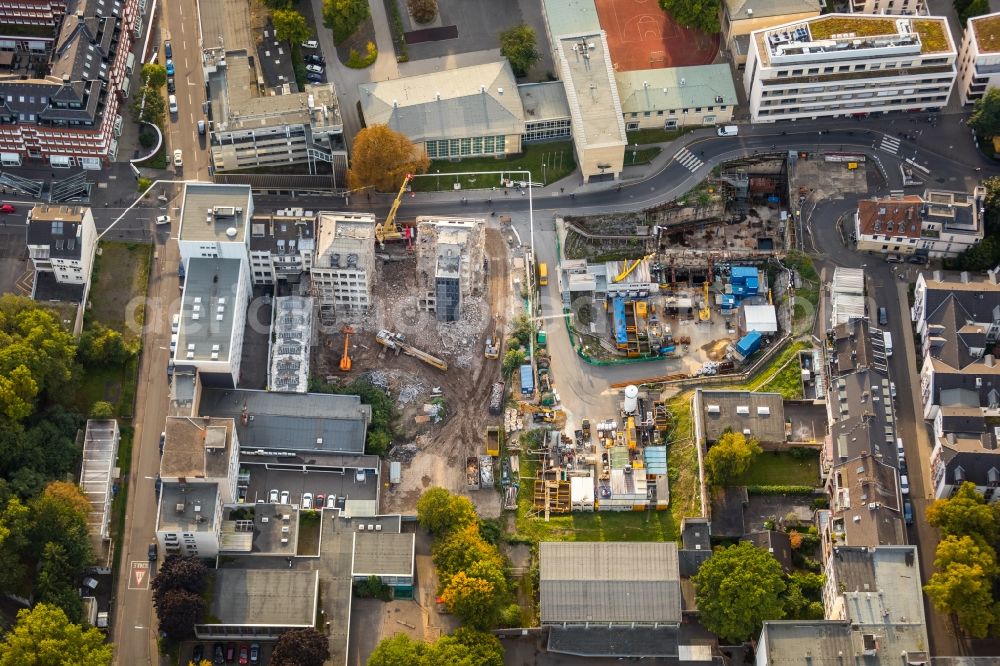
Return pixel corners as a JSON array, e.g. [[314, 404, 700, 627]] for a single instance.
[[339, 325, 354, 372]]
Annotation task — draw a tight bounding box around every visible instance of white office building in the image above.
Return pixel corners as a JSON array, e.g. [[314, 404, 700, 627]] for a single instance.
[[177, 183, 253, 269], [744, 14, 957, 123], [312, 212, 376, 313], [26, 205, 98, 286], [957, 12, 1000, 105]]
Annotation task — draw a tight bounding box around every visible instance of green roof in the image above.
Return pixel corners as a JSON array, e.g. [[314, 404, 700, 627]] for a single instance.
[[542, 0, 601, 36]]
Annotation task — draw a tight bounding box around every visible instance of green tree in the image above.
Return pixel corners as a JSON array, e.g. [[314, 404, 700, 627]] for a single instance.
[[151, 554, 209, 604], [346, 125, 429, 192], [925, 561, 997, 638], [273, 9, 313, 45], [704, 430, 761, 485], [693, 542, 786, 643], [90, 401, 114, 419], [970, 87, 1000, 139], [29, 481, 93, 568], [0, 498, 29, 594], [925, 482, 998, 544], [367, 633, 426, 666], [271, 628, 330, 666], [323, 0, 370, 43], [659, 0, 720, 34], [511, 314, 535, 347], [501, 349, 526, 377], [784, 571, 825, 621], [36, 541, 83, 622], [945, 234, 1000, 272], [429, 628, 504, 666], [0, 603, 113, 666], [417, 487, 479, 537], [140, 62, 167, 91], [0, 407, 82, 496], [432, 524, 505, 589], [499, 24, 539, 78], [960, 0, 990, 23], [78, 323, 136, 367], [131, 86, 167, 128]]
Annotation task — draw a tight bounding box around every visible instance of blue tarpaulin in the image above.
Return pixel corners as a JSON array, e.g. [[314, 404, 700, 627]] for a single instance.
[[613, 297, 627, 345]]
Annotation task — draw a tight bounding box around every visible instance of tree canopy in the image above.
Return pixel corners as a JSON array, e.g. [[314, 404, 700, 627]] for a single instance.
[[367, 628, 503, 666], [273, 9, 313, 46], [417, 487, 479, 537], [659, 0, 720, 34], [0, 603, 113, 666], [704, 431, 761, 485], [141, 63, 167, 91], [432, 523, 505, 590], [693, 542, 786, 643], [323, 0, 369, 43], [499, 24, 540, 78], [152, 555, 210, 639], [971, 87, 1000, 139], [925, 482, 999, 545], [347, 125, 429, 193], [271, 628, 330, 666]]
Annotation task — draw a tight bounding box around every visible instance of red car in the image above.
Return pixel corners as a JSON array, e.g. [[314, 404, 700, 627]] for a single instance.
[[0, 204, 14, 214], [239, 644, 249, 665]]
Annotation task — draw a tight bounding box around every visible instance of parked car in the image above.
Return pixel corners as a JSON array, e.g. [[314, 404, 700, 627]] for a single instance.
[[315, 493, 326, 506], [305, 72, 323, 82], [326, 494, 336, 509], [169, 333, 178, 354], [305, 63, 324, 74], [148, 542, 157, 561], [305, 54, 325, 64], [192, 645, 204, 663], [904, 500, 914, 525], [0, 203, 14, 214], [269, 489, 279, 503], [155, 215, 171, 227], [908, 255, 928, 265], [171, 313, 180, 333], [886, 254, 904, 263], [168, 94, 178, 114], [249, 643, 260, 665], [301, 39, 318, 48], [280, 490, 289, 504], [225, 643, 236, 662], [890, 381, 897, 399], [159, 431, 166, 455], [166, 59, 174, 76], [173, 149, 183, 167], [167, 77, 175, 93], [213, 642, 225, 665], [239, 644, 249, 665], [198, 120, 206, 135], [164, 41, 172, 59], [302, 492, 313, 510], [900, 474, 910, 495], [878, 307, 888, 326], [356, 469, 366, 482]]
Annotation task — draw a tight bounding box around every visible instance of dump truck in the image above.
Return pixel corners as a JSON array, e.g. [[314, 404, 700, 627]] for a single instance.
[[581, 419, 591, 439], [536, 330, 547, 348], [485, 426, 501, 457], [480, 455, 494, 487], [488, 381, 505, 415], [376, 329, 448, 371], [466, 457, 480, 490]]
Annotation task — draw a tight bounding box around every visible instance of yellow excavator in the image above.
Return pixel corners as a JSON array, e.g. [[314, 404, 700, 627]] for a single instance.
[[374, 174, 413, 249], [613, 252, 655, 283]]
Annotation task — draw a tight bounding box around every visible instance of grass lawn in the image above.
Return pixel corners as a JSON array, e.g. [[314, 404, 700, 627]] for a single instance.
[[411, 142, 575, 192], [625, 146, 661, 166], [731, 451, 820, 487], [759, 358, 805, 399], [87, 242, 152, 340], [625, 126, 700, 145], [137, 141, 167, 169], [109, 427, 133, 592], [297, 511, 321, 555]]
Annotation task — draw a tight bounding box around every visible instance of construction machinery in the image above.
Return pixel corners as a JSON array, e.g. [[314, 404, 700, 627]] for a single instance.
[[613, 252, 656, 283], [485, 426, 501, 456], [374, 174, 414, 249], [484, 315, 500, 359], [375, 329, 449, 371], [339, 325, 354, 372]]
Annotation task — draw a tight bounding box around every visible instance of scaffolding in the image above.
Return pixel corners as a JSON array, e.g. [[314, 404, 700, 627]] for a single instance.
[[268, 296, 312, 393]]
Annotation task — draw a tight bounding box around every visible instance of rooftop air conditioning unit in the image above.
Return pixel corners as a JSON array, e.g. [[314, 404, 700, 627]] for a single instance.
[[358, 524, 365, 531]]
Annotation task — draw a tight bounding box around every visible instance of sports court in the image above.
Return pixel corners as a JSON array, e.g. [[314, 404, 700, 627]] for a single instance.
[[594, 0, 719, 71]]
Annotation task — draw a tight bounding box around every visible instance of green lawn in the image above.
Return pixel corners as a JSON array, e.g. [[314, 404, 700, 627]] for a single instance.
[[625, 146, 661, 166], [625, 126, 700, 145], [411, 142, 576, 192], [759, 359, 805, 399], [731, 451, 820, 487], [87, 242, 152, 339]]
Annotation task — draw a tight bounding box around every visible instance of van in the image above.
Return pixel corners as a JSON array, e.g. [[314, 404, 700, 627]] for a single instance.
[[878, 307, 888, 326], [883, 331, 893, 357], [900, 474, 910, 495], [717, 125, 739, 137], [538, 262, 548, 286]]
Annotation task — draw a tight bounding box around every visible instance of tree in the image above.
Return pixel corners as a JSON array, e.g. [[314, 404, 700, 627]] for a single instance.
[[417, 487, 478, 537], [499, 25, 539, 78], [0, 407, 82, 497], [271, 628, 330, 666], [0, 603, 113, 666], [925, 482, 998, 545], [501, 349, 526, 377], [429, 628, 504, 666], [78, 324, 136, 367], [693, 542, 786, 643], [432, 524, 505, 589], [323, 0, 370, 43], [408, 0, 437, 24], [273, 9, 313, 45], [131, 85, 167, 128], [29, 482, 92, 567], [784, 571, 825, 621], [90, 401, 114, 419], [441, 570, 501, 629], [925, 561, 997, 638], [263, 0, 294, 8], [141, 63, 167, 91], [960, 0, 990, 23], [151, 554, 209, 605], [971, 88, 1000, 139], [368, 633, 426, 665], [43, 481, 91, 519], [659, 0, 720, 33], [347, 125, 429, 192], [945, 234, 1000, 272], [154, 588, 205, 639], [36, 541, 83, 622], [511, 314, 535, 347], [704, 431, 761, 485]]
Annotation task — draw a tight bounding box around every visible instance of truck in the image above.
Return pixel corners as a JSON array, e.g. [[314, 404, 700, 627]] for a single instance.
[[536, 330, 547, 348], [485, 426, 501, 457], [538, 262, 548, 286], [488, 381, 505, 415], [581, 419, 591, 439], [480, 455, 494, 487], [883, 331, 893, 357], [519, 363, 534, 396], [466, 457, 480, 490]]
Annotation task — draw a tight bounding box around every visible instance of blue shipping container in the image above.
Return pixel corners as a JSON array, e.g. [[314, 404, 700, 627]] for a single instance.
[[519, 364, 534, 395], [736, 330, 763, 357]]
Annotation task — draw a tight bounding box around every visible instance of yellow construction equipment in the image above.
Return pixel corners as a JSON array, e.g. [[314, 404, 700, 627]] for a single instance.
[[699, 279, 711, 321], [339, 325, 354, 372], [374, 174, 413, 249], [613, 252, 655, 283], [375, 329, 448, 371], [484, 315, 500, 359], [625, 416, 637, 450]]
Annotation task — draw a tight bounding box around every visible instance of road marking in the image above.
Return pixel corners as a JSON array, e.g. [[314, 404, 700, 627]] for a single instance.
[[180, 23, 185, 35], [129, 561, 150, 590], [879, 134, 901, 155], [673, 148, 704, 173]]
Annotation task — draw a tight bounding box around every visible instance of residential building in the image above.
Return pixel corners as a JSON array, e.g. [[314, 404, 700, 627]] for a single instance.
[[957, 11, 1000, 104], [249, 211, 315, 286], [848, 0, 921, 14], [155, 416, 240, 558], [311, 212, 375, 313], [830, 266, 866, 325], [823, 452, 905, 557], [415, 216, 486, 322], [695, 389, 788, 445], [0, 0, 66, 27], [269, 296, 311, 394], [721, 0, 821, 67], [79, 419, 119, 554], [855, 189, 985, 259], [616, 66, 737, 130], [205, 50, 346, 178], [358, 61, 526, 160], [0, 0, 64, 59], [351, 532, 415, 594], [195, 570, 319, 640], [744, 15, 957, 123], [0, 0, 140, 166], [854, 195, 923, 256], [26, 203, 97, 285], [743, 530, 793, 571], [174, 258, 251, 388], [177, 183, 253, 268], [539, 541, 682, 658], [911, 270, 1000, 419], [929, 406, 1000, 502]]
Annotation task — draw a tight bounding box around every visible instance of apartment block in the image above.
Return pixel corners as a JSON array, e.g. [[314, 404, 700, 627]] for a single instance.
[[0, 0, 66, 27], [26, 203, 96, 286], [249, 211, 315, 286], [0, 0, 64, 58], [929, 407, 1000, 502], [415, 217, 486, 323], [721, 0, 821, 68], [311, 212, 375, 313], [0, 0, 140, 166], [206, 49, 346, 179], [957, 12, 1000, 104], [744, 14, 956, 123], [616, 66, 737, 130]]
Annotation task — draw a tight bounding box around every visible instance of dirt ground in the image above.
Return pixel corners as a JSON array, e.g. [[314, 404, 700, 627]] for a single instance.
[[314, 227, 510, 517]]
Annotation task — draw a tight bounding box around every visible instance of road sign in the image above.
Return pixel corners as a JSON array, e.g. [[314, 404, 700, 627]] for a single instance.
[[129, 561, 150, 590]]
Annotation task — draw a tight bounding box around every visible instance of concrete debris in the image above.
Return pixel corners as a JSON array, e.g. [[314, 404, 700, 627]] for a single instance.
[[397, 382, 425, 406]]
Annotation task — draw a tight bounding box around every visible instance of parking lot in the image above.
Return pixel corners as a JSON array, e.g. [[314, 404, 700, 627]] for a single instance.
[[243, 463, 379, 507], [181, 640, 275, 666]]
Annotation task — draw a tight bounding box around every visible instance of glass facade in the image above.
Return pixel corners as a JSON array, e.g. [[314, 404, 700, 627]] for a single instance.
[[426, 135, 507, 158]]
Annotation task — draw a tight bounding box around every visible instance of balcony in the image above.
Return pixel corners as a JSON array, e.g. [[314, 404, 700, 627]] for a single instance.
[[921, 229, 940, 238]]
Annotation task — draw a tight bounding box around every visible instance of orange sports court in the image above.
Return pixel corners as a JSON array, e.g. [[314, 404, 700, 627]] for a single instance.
[[594, 0, 720, 70]]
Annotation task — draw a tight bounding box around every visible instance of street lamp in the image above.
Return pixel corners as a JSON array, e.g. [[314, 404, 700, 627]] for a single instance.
[[542, 163, 547, 185], [436, 169, 440, 191]]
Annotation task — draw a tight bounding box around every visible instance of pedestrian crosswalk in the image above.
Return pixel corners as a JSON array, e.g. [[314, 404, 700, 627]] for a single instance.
[[674, 148, 704, 172], [879, 134, 901, 155]]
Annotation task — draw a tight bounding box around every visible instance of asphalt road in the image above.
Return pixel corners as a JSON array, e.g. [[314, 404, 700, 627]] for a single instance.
[[162, 0, 211, 182]]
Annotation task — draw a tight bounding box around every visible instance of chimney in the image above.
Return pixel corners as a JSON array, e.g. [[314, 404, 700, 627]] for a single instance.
[[961, 271, 970, 283], [990, 269, 998, 285], [933, 270, 942, 281], [987, 354, 996, 368]]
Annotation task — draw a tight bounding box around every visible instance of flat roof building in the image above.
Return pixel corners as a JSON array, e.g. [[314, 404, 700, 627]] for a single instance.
[[26, 204, 98, 293], [79, 419, 119, 554], [269, 296, 311, 393], [351, 532, 415, 590], [195, 569, 319, 640], [249, 211, 316, 286], [957, 11, 1000, 104], [313, 212, 376, 314], [696, 389, 787, 444], [616, 66, 738, 131], [721, 0, 821, 66]]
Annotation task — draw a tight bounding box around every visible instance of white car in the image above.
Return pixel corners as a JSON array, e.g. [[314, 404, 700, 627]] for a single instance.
[[171, 313, 180, 334], [301, 39, 318, 48], [169, 333, 178, 354], [356, 469, 366, 482], [302, 492, 313, 510], [155, 214, 170, 226], [173, 149, 183, 167], [325, 495, 335, 509], [268, 489, 279, 503], [168, 94, 177, 114], [280, 490, 290, 504], [305, 64, 324, 74]]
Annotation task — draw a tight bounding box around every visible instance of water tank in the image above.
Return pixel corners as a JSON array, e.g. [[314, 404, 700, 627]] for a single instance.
[[225, 227, 237, 238], [623, 385, 639, 414]]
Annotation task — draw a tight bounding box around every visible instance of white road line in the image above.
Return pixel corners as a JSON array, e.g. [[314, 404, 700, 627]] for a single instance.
[[180, 23, 185, 35]]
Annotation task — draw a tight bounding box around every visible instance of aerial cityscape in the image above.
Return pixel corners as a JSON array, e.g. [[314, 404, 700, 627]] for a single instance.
[[0, 0, 998, 664]]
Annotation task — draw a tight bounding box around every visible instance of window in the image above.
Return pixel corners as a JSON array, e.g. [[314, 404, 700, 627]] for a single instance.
[[656, 110, 664, 116], [643, 111, 650, 117], [630, 112, 638, 118], [626, 121, 639, 131]]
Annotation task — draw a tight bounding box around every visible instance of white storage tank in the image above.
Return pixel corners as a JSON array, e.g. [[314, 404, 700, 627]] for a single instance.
[[623, 385, 639, 414]]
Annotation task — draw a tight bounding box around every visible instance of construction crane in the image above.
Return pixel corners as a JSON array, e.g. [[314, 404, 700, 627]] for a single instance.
[[374, 174, 413, 249], [699, 255, 714, 321], [375, 329, 448, 371], [339, 325, 354, 372], [613, 252, 656, 283]]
